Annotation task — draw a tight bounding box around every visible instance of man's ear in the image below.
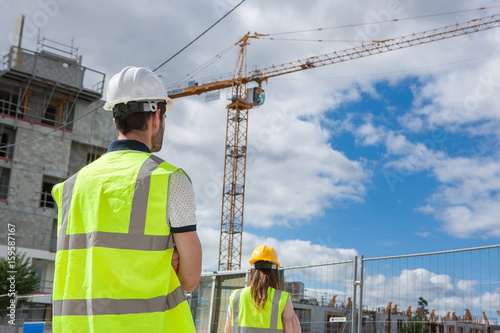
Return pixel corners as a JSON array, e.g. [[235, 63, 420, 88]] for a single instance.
[[151, 110, 161, 129]]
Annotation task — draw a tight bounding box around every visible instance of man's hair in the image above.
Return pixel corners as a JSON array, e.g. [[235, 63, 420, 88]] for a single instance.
[[114, 102, 166, 135]]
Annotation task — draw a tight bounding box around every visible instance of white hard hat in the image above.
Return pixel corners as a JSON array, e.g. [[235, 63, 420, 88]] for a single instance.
[[103, 66, 175, 112]]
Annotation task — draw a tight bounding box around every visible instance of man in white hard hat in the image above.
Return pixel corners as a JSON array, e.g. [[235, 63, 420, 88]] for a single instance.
[[52, 66, 201, 332]]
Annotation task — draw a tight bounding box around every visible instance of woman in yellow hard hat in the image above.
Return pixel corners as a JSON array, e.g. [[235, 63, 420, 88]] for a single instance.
[[224, 245, 301, 333]]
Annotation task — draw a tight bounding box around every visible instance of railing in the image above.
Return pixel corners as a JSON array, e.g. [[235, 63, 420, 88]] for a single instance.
[[0, 53, 9, 72], [0, 147, 13, 160], [34, 280, 54, 294], [0, 97, 74, 132], [2, 46, 105, 95], [0, 99, 18, 119]]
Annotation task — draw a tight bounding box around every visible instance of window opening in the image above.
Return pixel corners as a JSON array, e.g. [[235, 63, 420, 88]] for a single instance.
[[42, 105, 57, 127], [0, 90, 19, 118], [86, 145, 106, 164], [49, 219, 57, 252], [0, 125, 16, 160], [40, 176, 62, 209], [0, 167, 11, 201]]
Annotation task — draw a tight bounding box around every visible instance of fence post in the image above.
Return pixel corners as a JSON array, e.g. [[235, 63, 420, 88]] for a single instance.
[[208, 275, 216, 333], [357, 256, 364, 333], [351, 256, 358, 333]]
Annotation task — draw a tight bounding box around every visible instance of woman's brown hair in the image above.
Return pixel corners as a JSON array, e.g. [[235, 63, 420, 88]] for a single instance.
[[247, 261, 282, 311]]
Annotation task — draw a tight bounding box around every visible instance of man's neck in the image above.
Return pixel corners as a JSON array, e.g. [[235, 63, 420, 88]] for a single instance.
[[117, 131, 151, 150]]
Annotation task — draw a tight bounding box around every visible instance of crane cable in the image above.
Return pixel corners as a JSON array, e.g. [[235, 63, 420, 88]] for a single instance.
[[261, 5, 500, 37], [167, 43, 238, 88], [153, 0, 246, 72], [169, 5, 500, 84]]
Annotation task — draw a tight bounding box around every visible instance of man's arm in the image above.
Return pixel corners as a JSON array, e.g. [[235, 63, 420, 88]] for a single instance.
[[172, 231, 202, 291]]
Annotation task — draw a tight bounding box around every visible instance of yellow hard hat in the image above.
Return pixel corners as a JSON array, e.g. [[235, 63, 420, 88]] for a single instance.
[[249, 245, 280, 268]]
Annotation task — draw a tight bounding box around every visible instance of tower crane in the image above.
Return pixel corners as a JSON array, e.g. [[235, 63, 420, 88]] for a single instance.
[[166, 14, 500, 271]]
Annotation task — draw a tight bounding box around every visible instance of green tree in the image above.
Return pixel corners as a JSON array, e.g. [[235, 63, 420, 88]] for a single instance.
[[399, 298, 430, 333], [399, 315, 429, 333], [418, 297, 429, 317], [0, 252, 40, 309]]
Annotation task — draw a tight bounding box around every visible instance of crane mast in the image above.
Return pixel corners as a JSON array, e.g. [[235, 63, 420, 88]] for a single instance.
[[218, 35, 252, 271], [166, 14, 500, 270]]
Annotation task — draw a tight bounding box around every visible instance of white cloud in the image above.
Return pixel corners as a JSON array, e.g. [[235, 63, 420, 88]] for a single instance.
[[244, 107, 369, 228], [402, 59, 500, 136], [197, 224, 358, 272], [389, 148, 500, 238], [3, 0, 500, 269], [415, 231, 431, 238], [425, 158, 500, 238], [356, 122, 384, 146]]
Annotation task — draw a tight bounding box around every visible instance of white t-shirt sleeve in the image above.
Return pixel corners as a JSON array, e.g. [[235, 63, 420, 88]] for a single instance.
[[167, 172, 197, 233]]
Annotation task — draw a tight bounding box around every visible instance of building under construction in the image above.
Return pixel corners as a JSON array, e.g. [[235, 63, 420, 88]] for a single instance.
[[0, 34, 114, 324]]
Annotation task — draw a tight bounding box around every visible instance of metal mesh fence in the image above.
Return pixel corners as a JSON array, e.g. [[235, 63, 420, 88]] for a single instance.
[[1, 245, 498, 333], [359, 245, 500, 333], [0, 294, 52, 333]]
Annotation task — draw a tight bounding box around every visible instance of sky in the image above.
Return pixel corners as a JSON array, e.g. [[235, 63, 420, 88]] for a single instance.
[[1, 0, 500, 280]]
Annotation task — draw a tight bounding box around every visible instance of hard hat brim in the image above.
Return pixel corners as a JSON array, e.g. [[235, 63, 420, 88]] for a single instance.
[[249, 258, 280, 269], [104, 97, 175, 112]]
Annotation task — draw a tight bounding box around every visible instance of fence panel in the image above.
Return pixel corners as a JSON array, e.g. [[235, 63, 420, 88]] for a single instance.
[[282, 260, 357, 333], [0, 294, 52, 333], [191, 271, 247, 333], [192, 259, 358, 333], [360, 245, 500, 333]]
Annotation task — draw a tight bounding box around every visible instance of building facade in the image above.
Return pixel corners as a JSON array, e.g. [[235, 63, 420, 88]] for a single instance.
[[0, 38, 113, 317]]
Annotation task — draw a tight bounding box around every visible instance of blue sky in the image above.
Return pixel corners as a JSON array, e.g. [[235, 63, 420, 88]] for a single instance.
[[246, 76, 497, 258], [1, 0, 500, 273]]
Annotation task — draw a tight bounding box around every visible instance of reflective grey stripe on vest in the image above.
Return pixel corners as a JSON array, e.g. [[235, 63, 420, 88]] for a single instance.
[[58, 230, 174, 251], [53, 285, 185, 316], [270, 290, 282, 329], [56, 173, 77, 251], [232, 289, 284, 333], [234, 328, 283, 333], [129, 154, 164, 235], [57, 155, 173, 251], [232, 289, 242, 331]]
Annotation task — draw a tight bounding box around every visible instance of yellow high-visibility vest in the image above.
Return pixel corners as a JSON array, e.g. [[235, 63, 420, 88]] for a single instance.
[[52, 150, 195, 333], [230, 286, 290, 332]]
